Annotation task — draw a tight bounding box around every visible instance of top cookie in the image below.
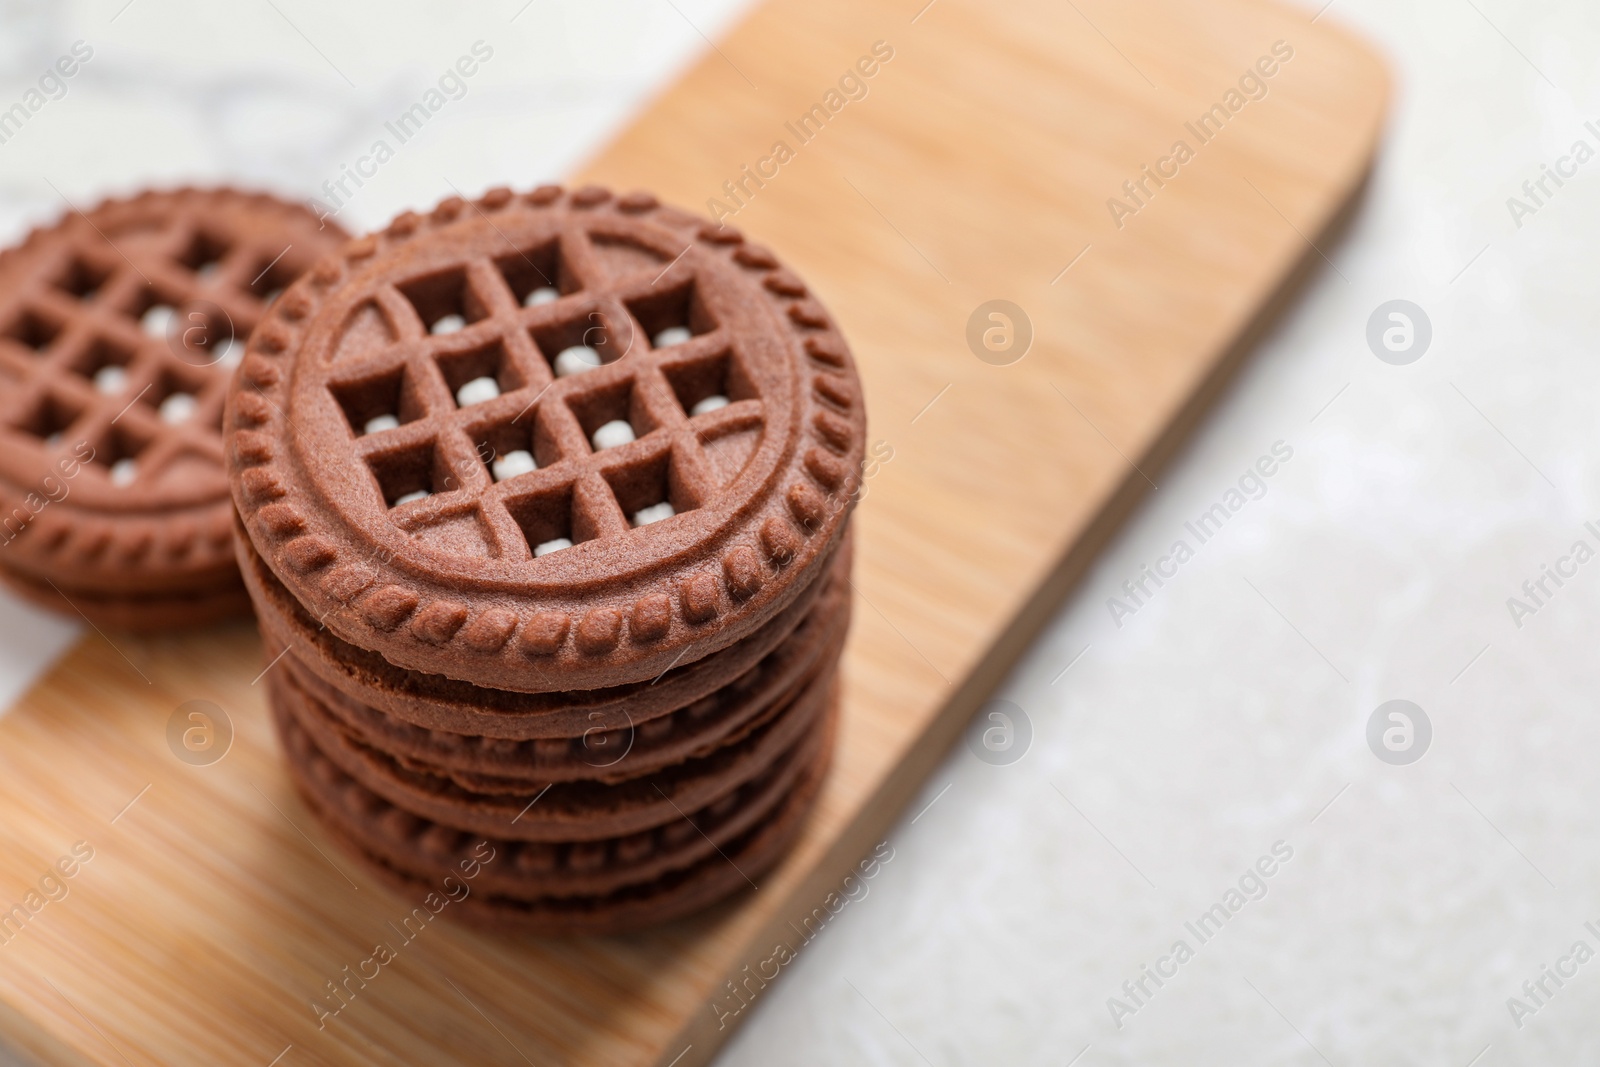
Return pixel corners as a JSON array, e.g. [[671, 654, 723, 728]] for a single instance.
[[0, 188, 346, 594], [227, 185, 865, 692]]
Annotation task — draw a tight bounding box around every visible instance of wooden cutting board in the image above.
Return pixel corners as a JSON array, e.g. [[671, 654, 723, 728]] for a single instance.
[[0, 0, 1386, 1064]]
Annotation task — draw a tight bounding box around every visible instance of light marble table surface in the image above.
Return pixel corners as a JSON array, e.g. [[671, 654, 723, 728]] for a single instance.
[[3, 1, 1599, 1064]]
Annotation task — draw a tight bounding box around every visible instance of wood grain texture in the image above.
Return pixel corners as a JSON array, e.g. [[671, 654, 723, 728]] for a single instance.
[[0, 0, 1386, 1063]]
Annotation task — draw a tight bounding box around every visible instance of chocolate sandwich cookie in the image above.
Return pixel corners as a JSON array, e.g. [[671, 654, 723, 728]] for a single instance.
[[288, 692, 838, 935], [239, 514, 852, 738], [279, 592, 844, 790], [227, 184, 866, 691], [0, 188, 347, 627], [268, 652, 834, 841], [278, 584, 849, 786], [280, 689, 826, 901]]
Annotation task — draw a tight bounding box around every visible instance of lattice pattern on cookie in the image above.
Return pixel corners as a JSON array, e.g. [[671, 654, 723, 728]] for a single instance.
[[322, 222, 759, 563], [229, 184, 865, 691], [0, 191, 328, 499]]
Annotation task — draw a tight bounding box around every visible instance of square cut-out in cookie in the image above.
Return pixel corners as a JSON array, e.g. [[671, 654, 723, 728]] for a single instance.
[[329, 365, 428, 437], [86, 423, 155, 487], [72, 335, 139, 389], [397, 265, 492, 336], [51, 255, 115, 301], [493, 237, 577, 307], [529, 310, 627, 376], [603, 448, 698, 527], [366, 439, 456, 508], [139, 365, 211, 425], [435, 338, 521, 409], [175, 229, 234, 278], [626, 277, 717, 349], [471, 411, 558, 482], [12, 391, 86, 444], [566, 378, 656, 452], [1, 307, 64, 355], [662, 349, 752, 417], [120, 285, 187, 338], [505, 482, 596, 557]]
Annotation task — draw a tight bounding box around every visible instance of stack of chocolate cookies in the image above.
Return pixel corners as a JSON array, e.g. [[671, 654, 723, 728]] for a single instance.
[[0, 189, 345, 628], [225, 185, 865, 933]]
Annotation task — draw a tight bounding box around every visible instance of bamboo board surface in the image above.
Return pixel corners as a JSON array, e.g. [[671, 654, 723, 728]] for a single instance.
[[0, 0, 1386, 1063]]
